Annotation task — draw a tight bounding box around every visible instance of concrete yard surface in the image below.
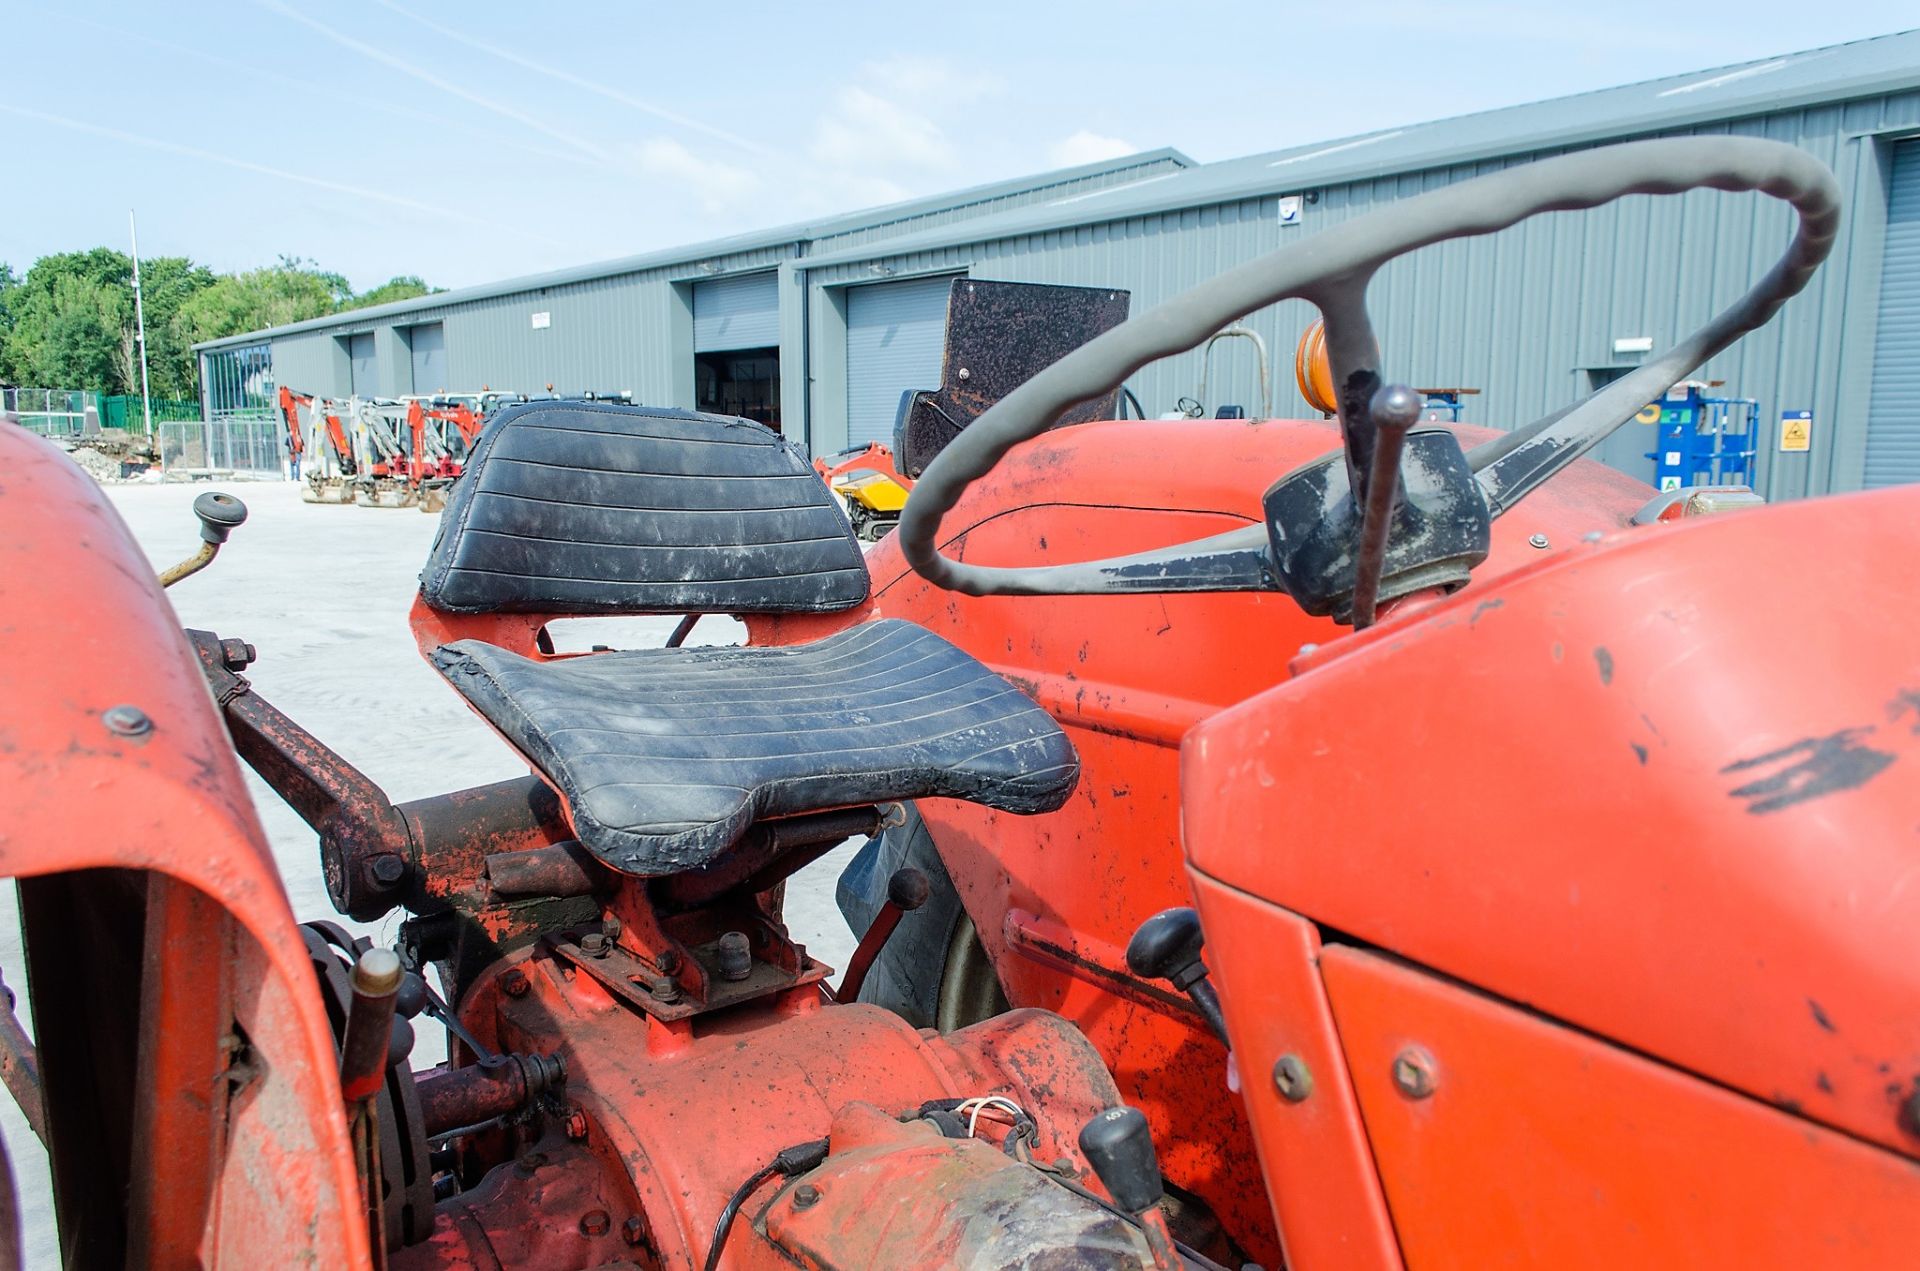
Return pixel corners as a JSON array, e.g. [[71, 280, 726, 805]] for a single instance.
[[0, 479, 864, 1266]]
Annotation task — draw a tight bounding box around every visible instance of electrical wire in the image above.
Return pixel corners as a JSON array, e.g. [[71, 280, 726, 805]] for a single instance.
[[702, 1162, 779, 1271]]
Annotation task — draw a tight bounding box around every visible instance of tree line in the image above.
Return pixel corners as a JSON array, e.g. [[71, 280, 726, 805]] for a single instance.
[[0, 250, 437, 400]]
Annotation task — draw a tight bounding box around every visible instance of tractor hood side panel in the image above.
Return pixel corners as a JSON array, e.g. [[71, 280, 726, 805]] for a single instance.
[[1185, 483, 1920, 1161]]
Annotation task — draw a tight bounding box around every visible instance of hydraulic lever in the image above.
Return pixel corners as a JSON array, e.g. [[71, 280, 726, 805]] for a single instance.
[[1126, 908, 1229, 1046]]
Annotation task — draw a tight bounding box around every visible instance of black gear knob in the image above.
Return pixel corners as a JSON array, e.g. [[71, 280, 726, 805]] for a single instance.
[[1125, 907, 1207, 992], [1126, 907, 1230, 1047], [192, 491, 249, 544], [1078, 1105, 1165, 1216]]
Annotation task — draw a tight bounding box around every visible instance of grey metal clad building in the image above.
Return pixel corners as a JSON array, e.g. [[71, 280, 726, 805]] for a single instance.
[[200, 30, 1920, 497], [192, 149, 1193, 438]]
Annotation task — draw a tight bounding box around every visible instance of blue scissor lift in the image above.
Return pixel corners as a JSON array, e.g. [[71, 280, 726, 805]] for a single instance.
[[1642, 384, 1758, 491]]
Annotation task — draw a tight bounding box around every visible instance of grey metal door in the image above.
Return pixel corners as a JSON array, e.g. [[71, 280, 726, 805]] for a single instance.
[[409, 323, 447, 393], [845, 276, 954, 448], [693, 272, 780, 351], [348, 332, 377, 397], [1866, 139, 1920, 487]]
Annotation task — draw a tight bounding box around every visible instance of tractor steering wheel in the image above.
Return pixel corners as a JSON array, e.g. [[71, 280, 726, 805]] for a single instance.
[[896, 137, 1840, 601]]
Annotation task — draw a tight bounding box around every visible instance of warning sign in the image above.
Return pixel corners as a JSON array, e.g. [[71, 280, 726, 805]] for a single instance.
[[1779, 409, 1812, 452], [1635, 403, 1661, 424]]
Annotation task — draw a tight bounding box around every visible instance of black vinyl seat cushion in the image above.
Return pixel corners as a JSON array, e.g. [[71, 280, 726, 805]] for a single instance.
[[431, 620, 1079, 875], [420, 401, 868, 616]]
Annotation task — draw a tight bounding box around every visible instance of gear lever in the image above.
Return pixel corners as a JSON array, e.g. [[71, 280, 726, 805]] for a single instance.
[[1126, 908, 1229, 1046], [1079, 1105, 1181, 1270]]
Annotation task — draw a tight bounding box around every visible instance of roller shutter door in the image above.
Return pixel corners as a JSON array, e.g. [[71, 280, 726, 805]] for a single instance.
[[409, 323, 446, 393], [1865, 140, 1920, 487], [348, 332, 377, 397], [693, 272, 779, 351], [845, 275, 954, 447]]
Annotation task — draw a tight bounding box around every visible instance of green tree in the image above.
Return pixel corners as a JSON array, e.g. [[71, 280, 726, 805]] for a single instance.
[[2, 250, 135, 392], [174, 255, 353, 348], [347, 275, 436, 310]]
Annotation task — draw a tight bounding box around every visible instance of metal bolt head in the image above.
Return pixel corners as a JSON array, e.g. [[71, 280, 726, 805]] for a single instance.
[[102, 705, 152, 737], [1528, 532, 1550, 549], [580, 1209, 610, 1237], [368, 854, 406, 887], [1272, 1054, 1314, 1103], [218, 638, 257, 670], [792, 1183, 821, 1210], [1391, 1046, 1437, 1099], [621, 1216, 648, 1247], [580, 932, 611, 959], [957, 367, 971, 381], [501, 968, 530, 998], [565, 1109, 589, 1141]]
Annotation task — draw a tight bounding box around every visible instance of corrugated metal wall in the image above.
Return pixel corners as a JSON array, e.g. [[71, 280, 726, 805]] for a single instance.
[[803, 92, 1920, 497], [253, 157, 1187, 424]]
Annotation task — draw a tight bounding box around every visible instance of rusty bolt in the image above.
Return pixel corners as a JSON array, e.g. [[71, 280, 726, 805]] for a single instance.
[[580, 1209, 610, 1237], [565, 1108, 589, 1141], [602, 914, 623, 940], [218, 638, 257, 670], [1272, 1054, 1314, 1103], [655, 948, 679, 974], [580, 932, 611, 958], [102, 705, 152, 737], [368, 854, 406, 887], [791, 1183, 820, 1210], [501, 968, 530, 998], [622, 1216, 647, 1247], [1391, 1046, 1437, 1099]]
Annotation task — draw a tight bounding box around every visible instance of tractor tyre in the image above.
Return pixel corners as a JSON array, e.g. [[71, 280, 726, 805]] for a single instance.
[[834, 801, 1009, 1031]]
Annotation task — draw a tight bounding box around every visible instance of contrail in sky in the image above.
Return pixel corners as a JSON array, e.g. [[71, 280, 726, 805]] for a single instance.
[[256, 0, 612, 163], [370, 0, 782, 162], [56, 9, 598, 171], [0, 102, 564, 246]]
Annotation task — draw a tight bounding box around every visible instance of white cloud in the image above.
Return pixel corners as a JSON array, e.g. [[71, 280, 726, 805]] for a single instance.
[[810, 86, 956, 171], [1047, 130, 1138, 168], [628, 138, 760, 212]]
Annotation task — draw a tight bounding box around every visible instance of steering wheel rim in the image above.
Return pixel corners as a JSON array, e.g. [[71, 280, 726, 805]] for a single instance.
[[896, 136, 1840, 598]]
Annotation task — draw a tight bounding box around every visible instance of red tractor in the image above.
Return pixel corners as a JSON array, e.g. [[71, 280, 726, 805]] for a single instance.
[[3, 137, 1915, 1270]]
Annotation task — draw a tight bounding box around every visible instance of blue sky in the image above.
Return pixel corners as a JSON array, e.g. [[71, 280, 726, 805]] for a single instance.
[[4, 2, 1915, 290]]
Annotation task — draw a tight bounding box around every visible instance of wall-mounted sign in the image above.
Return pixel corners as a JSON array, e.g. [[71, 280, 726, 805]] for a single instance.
[[1277, 195, 1302, 225], [1613, 335, 1654, 355], [531, 311, 552, 330], [1778, 408, 1812, 452]]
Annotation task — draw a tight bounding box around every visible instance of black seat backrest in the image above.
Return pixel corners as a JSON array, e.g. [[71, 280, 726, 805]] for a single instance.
[[420, 401, 869, 615]]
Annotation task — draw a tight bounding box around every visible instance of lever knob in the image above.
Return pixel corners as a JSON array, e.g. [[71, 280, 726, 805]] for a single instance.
[[192, 491, 249, 544], [1077, 1105, 1165, 1216], [1125, 907, 1207, 992], [1369, 382, 1423, 432], [1126, 907, 1231, 1047]]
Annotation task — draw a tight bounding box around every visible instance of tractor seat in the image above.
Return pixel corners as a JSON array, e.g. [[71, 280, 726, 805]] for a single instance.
[[416, 401, 1077, 877], [432, 621, 1077, 875]]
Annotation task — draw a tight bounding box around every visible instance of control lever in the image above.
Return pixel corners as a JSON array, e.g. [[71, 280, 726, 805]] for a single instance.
[[1079, 1105, 1180, 1271], [1126, 908, 1229, 1046], [836, 865, 930, 1003], [1348, 383, 1422, 628], [158, 491, 248, 588]]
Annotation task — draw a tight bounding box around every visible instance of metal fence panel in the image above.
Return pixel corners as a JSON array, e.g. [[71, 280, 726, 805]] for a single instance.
[[158, 419, 286, 476]]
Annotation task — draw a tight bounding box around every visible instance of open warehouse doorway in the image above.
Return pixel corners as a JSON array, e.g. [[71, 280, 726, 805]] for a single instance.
[[692, 272, 781, 431]]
